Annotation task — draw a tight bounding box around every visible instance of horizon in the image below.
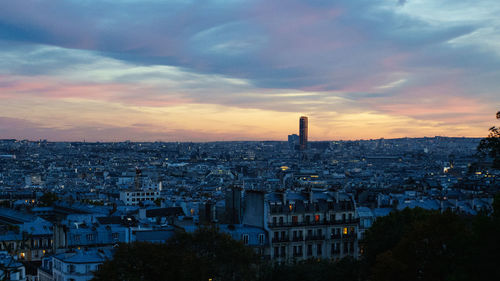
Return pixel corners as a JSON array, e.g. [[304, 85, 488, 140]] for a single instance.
[[0, 135, 484, 144], [1, 1, 499, 141]]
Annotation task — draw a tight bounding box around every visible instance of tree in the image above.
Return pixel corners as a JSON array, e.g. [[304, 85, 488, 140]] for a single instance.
[[477, 111, 500, 169], [92, 227, 259, 281], [39, 192, 58, 206]]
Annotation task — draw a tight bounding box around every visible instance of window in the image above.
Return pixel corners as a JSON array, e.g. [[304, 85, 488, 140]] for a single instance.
[[317, 243, 322, 256], [307, 244, 312, 256], [274, 231, 279, 240], [292, 216, 298, 224], [242, 234, 249, 245], [343, 227, 348, 235], [112, 233, 119, 239], [74, 235, 81, 242], [258, 234, 265, 245], [299, 230, 303, 239], [281, 231, 286, 239], [281, 246, 286, 257], [272, 217, 277, 225], [314, 214, 320, 222], [279, 217, 284, 225], [274, 247, 279, 257], [68, 264, 75, 273], [86, 234, 95, 241], [305, 215, 310, 222], [317, 229, 322, 237]]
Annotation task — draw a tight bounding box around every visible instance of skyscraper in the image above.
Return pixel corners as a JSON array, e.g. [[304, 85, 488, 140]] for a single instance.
[[299, 116, 308, 150]]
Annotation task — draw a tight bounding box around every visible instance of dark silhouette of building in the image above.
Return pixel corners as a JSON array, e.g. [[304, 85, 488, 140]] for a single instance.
[[288, 134, 299, 151], [299, 116, 308, 151]]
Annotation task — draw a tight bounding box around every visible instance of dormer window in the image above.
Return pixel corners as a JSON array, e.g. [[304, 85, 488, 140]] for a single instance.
[[242, 234, 249, 245]]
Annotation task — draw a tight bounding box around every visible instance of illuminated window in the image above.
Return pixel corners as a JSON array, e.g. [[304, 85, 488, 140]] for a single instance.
[[20, 252, 25, 259], [289, 204, 293, 211], [315, 215, 320, 222], [343, 227, 348, 235]]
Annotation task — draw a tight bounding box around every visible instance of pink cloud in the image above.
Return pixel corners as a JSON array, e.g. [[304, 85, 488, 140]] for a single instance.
[[0, 75, 190, 107]]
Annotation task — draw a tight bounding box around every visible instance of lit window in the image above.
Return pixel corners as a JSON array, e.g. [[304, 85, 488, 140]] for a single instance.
[[343, 227, 348, 235], [315, 215, 320, 222], [289, 204, 293, 211]]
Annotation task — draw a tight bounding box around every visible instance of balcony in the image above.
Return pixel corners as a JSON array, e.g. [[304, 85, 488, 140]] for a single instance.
[[293, 252, 303, 258], [342, 233, 357, 240], [305, 235, 324, 241], [331, 249, 341, 255], [330, 234, 342, 240], [272, 236, 290, 243], [268, 218, 360, 228], [292, 236, 304, 242], [329, 218, 360, 225]]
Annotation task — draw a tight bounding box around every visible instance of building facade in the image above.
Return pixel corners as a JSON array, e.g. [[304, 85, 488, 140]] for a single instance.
[[299, 116, 308, 151], [52, 249, 112, 281], [267, 191, 359, 262]]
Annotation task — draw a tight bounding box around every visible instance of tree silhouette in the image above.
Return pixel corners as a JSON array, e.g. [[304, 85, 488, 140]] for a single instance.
[[92, 227, 259, 281], [477, 112, 500, 169]]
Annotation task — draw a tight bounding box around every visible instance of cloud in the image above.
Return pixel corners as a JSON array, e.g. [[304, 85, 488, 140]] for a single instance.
[[0, 0, 499, 140]]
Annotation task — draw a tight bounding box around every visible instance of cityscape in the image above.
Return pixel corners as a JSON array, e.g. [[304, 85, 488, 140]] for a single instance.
[[1, 115, 499, 280], [2, 0, 500, 281]]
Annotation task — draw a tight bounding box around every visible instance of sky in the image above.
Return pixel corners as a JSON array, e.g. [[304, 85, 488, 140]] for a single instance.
[[0, 0, 499, 141]]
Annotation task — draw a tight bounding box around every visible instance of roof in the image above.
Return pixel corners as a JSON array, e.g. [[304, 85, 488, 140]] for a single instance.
[[54, 249, 113, 264], [146, 207, 185, 218], [134, 229, 175, 242]]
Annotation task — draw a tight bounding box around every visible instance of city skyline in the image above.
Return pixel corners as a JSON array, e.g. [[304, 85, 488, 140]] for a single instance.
[[1, 1, 499, 141]]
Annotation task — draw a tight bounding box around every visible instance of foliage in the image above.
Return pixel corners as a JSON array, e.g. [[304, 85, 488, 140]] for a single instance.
[[92, 226, 259, 281], [363, 206, 500, 281], [259, 257, 361, 281], [93, 205, 500, 281], [153, 198, 163, 207], [39, 192, 58, 206], [478, 126, 500, 169]]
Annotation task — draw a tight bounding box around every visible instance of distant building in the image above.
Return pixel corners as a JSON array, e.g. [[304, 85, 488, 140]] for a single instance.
[[51, 249, 112, 281], [299, 116, 308, 151], [0, 251, 26, 281], [288, 134, 299, 151], [119, 182, 162, 205]]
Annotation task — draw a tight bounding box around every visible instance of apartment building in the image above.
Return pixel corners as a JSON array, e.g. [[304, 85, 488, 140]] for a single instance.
[[267, 190, 359, 262]]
